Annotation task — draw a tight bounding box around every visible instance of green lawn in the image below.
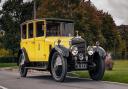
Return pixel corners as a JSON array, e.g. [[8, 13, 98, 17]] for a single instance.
[[0, 63, 17, 68], [70, 60, 128, 83]]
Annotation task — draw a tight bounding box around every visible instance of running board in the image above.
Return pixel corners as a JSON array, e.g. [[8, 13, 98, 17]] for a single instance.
[[25, 67, 47, 70]]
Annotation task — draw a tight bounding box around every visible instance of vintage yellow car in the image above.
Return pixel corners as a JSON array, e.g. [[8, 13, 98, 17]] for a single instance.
[[18, 18, 106, 82]]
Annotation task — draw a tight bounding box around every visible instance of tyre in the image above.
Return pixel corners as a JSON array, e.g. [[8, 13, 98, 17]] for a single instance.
[[89, 53, 105, 80], [51, 52, 67, 82], [49, 68, 52, 76], [18, 53, 28, 77]]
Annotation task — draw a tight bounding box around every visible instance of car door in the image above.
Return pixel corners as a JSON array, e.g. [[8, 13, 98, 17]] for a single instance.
[[25, 22, 36, 61], [35, 21, 46, 61], [21, 24, 27, 52]]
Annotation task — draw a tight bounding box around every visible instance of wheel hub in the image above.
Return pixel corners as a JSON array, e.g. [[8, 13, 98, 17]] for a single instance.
[[53, 55, 63, 77], [55, 56, 62, 66]]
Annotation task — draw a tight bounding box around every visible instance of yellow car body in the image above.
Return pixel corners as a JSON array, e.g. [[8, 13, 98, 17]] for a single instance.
[[20, 19, 73, 62]]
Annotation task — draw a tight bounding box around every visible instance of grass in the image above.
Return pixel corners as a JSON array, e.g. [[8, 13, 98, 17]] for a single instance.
[[69, 60, 128, 83], [103, 60, 128, 83], [0, 63, 17, 68]]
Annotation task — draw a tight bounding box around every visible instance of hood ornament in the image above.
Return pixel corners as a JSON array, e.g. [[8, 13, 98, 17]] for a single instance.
[[76, 31, 81, 38]]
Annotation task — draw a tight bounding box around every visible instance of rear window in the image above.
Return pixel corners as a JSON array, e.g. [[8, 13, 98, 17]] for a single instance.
[[22, 24, 27, 39]]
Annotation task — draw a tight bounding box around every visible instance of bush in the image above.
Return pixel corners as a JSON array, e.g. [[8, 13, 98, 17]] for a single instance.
[[0, 48, 11, 56], [0, 56, 17, 63]]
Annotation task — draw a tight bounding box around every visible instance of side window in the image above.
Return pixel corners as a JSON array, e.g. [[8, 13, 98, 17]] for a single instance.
[[46, 22, 60, 36], [28, 23, 33, 38], [22, 24, 27, 39], [36, 21, 44, 37]]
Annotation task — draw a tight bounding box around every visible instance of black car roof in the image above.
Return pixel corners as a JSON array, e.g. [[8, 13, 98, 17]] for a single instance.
[[21, 18, 74, 25], [42, 18, 74, 22]]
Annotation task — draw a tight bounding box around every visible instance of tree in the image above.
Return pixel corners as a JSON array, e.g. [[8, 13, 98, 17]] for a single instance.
[[37, 0, 123, 52], [0, 0, 34, 55], [100, 13, 123, 52], [0, 0, 124, 55]]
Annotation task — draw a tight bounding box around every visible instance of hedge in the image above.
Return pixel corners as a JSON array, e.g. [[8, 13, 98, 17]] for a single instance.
[[0, 56, 17, 63]]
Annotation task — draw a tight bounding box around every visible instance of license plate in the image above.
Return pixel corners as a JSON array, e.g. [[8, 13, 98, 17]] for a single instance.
[[75, 64, 87, 69]]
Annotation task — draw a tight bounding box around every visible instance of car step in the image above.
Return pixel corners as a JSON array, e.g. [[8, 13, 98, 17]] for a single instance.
[[25, 67, 47, 70]]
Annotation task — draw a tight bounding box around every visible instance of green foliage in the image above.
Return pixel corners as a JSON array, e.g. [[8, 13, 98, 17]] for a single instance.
[[119, 25, 128, 53], [0, 0, 34, 54], [0, 0, 126, 54], [0, 63, 16, 68], [0, 48, 11, 57], [0, 56, 16, 63]]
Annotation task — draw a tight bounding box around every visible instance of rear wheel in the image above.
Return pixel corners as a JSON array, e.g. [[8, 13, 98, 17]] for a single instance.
[[89, 53, 105, 80], [51, 52, 67, 82], [19, 53, 28, 77]]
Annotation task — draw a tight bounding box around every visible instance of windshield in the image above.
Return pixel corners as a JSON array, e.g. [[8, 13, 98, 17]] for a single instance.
[[46, 21, 74, 37]]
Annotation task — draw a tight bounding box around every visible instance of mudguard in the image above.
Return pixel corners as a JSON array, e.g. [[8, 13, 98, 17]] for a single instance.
[[54, 45, 69, 57], [92, 46, 106, 59], [17, 48, 29, 65]]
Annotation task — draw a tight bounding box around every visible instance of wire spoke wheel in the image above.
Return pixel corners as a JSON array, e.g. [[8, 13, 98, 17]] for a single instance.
[[51, 52, 67, 82], [19, 53, 28, 77]]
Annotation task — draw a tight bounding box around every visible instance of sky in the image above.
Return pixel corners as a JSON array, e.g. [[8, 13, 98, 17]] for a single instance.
[[1, 0, 128, 25], [91, 0, 128, 25]]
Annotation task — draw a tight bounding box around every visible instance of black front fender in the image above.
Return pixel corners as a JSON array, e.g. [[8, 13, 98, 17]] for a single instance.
[[54, 45, 69, 57], [93, 46, 106, 59]]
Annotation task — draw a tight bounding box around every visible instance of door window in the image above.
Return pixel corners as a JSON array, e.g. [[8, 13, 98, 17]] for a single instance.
[[36, 21, 44, 37], [28, 23, 34, 38]]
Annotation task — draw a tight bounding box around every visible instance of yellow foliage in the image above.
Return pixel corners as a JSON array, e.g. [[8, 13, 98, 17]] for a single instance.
[[0, 48, 11, 57]]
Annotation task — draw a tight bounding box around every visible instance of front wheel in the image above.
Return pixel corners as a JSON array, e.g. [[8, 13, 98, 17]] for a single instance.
[[88, 53, 105, 80], [18, 53, 28, 77], [51, 52, 67, 82]]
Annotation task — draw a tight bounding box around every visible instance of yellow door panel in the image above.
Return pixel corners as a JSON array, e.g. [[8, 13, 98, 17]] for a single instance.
[[25, 38, 35, 61], [35, 37, 46, 61], [44, 42, 52, 62]]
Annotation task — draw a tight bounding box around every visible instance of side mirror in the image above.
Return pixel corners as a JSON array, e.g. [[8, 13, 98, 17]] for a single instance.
[[75, 30, 81, 38]]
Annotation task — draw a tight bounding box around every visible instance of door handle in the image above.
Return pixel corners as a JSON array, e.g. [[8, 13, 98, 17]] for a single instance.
[[38, 44, 40, 50], [32, 42, 35, 44]]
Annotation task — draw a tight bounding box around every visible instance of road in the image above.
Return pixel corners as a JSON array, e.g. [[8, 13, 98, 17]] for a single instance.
[[0, 70, 128, 89]]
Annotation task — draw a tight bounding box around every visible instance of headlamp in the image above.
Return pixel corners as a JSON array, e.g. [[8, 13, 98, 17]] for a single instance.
[[87, 46, 94, 55], [71, 46, 78, 56], [88, 50, 93, 55]]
